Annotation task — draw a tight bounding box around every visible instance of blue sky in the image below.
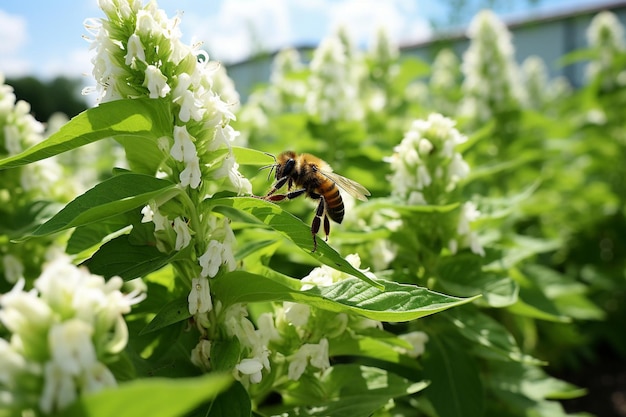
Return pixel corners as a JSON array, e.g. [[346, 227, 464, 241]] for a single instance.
[[0, 0, 608, 82]]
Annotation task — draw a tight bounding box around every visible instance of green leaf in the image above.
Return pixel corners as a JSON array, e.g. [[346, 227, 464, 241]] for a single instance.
[[0, 98, 172, 169], [212, 271, 478, 322], [61, 373, 232, 417], [29, 173, 177, 238], [81, 235, 176, 280], [437, 254, 518, 308], [423, 335, 484, 417], [445, 307, 543, 365], [232, 147, 275, 166], [139, 296, 191, 335], [211, 196, 384, 289], [269, 364, 428, 417], [361, 198, 460, 216], [207, 381, 251, 417], [66, 211, 136, 255], [488, 362, 586, 402], [330, 333, 420, 370], [0, 200, 63, 238]]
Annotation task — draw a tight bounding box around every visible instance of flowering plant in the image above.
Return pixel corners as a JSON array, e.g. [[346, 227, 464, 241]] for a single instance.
[[0, 1, 473, 416]]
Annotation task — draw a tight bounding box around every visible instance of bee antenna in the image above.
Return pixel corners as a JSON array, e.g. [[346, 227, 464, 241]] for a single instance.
[[259, 152, 278, 181]]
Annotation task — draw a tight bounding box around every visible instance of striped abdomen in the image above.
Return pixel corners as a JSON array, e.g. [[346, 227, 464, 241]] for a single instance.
[[320, 179, 344, 223]]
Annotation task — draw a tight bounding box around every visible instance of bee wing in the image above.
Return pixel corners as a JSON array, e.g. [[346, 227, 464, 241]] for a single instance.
[[320, 170, 371, 201]]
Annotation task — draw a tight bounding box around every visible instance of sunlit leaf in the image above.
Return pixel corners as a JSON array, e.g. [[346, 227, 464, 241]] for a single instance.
[[211, 196, 384, 289], [28, 173, 177, 238], [0, 98, 172, 169], [62, 373, 231, 417], [212, 271, 478, 322]]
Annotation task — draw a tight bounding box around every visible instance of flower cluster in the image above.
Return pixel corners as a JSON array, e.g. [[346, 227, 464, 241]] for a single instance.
[[0, 74, 77, 284], [388, 113, 469, 206], [85, 0, 250, 194], [585, 10, 626, 91], [460, 10, 525, 124], [429, 48, 462, 116], [84, 0, 258, 384], [521, 55, 572, 111], [387, 113, 483, 257], [305, 29, 364, 123], [0, 256, 145, 414]]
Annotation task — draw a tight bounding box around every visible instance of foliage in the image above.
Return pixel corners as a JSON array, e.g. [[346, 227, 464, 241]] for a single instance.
[[1, 2, 624, 417]]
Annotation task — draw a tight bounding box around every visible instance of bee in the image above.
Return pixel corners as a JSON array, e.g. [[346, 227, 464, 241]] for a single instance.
[[261, 151, 370, 251]]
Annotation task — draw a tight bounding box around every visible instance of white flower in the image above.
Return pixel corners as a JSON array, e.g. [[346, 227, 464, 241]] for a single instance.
[[40, 361, 77, 414], [170, 125, 196, 162], [190, 339, 212, 371], [456, 202, 485, 257], [213, 155, 252, 194], [173, 217, 192, 250], [198, 240, 223, 278], [179, 154, 202, 189], [389, 113, 470, 204], [288, 338, 330, 381], [48, 320, 97, 375], [0, 278, 54, 336], [256, 313, 281, 343], [143, 65, 171, 98], [2, 254, 24, 284], [82, 361, 117, 393], [188, 277, 213, 315], [140, 203, 154, 223], [236, 358, 264, 384], [125, 33, 145, 66], [398, 331, 429, 358], [172, 74, 205, 122], [283, 302, 310, 327]]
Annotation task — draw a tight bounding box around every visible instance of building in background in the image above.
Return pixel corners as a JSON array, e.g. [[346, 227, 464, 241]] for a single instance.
[[226, 1, 626, 102]]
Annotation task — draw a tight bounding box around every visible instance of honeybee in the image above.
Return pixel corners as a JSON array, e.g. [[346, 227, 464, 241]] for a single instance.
[[261, 151, 370, 251]]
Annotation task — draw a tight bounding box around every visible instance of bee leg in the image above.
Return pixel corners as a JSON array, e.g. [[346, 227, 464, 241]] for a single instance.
[[310, 197, 326, 252], [265, 188, 307, 202], [264, 176, 291, 198], [323, 214, 331, 241]]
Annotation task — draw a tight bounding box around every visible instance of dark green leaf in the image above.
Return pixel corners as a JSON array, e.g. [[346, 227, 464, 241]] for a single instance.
[[423, 335, 483, 417], [207, 381, 251, 417], [270, 365, 427, 417], [139, 296, 191, 335], [81, 235, 176, 280], [66, 211, 136, 255], [30, 173, 177, 238]]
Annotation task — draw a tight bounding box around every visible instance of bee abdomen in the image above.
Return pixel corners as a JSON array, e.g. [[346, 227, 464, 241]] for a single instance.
[[324, 186, 345, 223]]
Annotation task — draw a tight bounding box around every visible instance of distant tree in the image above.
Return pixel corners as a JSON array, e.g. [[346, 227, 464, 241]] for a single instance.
[[6, 76, 88, 122]]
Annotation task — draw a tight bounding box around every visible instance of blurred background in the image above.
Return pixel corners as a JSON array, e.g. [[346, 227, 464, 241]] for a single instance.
[[1, 0, 623, 120]]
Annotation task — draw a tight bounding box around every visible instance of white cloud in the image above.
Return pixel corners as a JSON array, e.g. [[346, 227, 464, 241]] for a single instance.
[[325, 0, 432, 47], [182, 0, 294, 63], [0, 10, 30, 76], [41, 47, 94, 80], [0, 10, 27, 54]]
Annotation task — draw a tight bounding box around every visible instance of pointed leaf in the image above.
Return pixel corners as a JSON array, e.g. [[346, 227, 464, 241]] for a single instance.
[[62, 374, 231, 417], [212, 271, 478, 322], [139, 296, 191, 335], [81, 235, 177, 280], [30, 173, 177, 238], [0, 98, 172, 169], [211, 196, 384, 289], [271, 365, 428, 417], [423, 335, 484, 417]]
